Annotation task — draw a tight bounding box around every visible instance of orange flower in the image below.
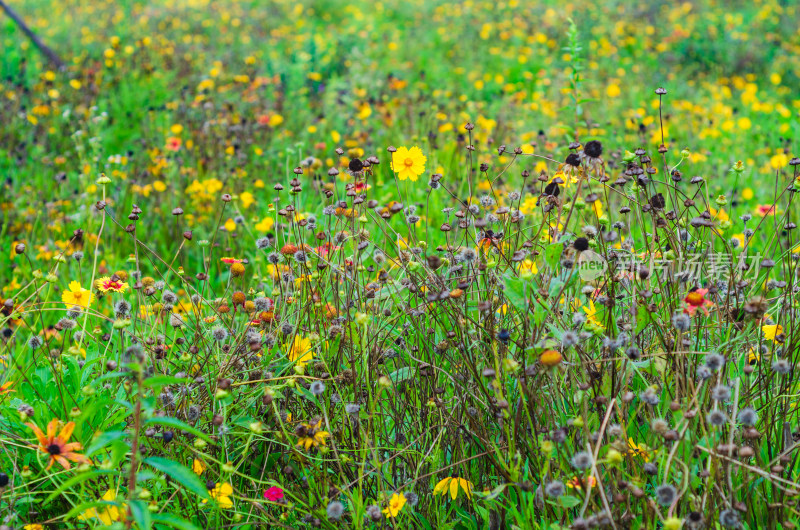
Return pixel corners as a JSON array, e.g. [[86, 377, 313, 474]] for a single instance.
[[221, 257, 243, 264], [26, 419, 91, 470]]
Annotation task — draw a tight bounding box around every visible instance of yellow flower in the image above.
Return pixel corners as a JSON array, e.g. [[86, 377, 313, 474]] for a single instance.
[[255, 217, 275, 232], [383, 492, 407, 518], [287, 336, 314, 367], [62, 281, 95, 309], [748, 348, 760, 365], [192, 459, 206, 475], [762, 324, 784, 343], [209, 482, 234, 509], [240, 191, 255, 209], [224, 218, 237, 232], [296, 419, 330, 450], [627, 438, 650, 462], [433, 477, 474, 500], [24, 526, 44, 530], [391, 146, 427, 181], [583, 300, 601, 327], [79, 489, 124, 525], [519, 259, 538, 275]]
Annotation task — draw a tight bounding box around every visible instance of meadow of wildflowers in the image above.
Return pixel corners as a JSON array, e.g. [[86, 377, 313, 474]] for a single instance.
[[2, 0, 800, 528]]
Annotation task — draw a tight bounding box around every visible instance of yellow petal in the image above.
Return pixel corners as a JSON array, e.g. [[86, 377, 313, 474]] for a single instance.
[[450, 477, 459, 500], [459, 478, 473, 499], [434, 477, 450, 496]]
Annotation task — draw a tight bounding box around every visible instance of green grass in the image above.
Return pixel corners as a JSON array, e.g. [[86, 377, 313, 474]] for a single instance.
[[1, 0, 800, 528]]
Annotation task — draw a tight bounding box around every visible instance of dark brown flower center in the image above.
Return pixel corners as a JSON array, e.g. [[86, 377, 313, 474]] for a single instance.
[[47, 443, 62, 455]]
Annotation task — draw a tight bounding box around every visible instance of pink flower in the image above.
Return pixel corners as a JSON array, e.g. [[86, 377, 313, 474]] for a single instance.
[[264, 486, 284, 502]]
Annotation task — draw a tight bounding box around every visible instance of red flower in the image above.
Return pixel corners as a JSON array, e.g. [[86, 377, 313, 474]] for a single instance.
[[314, 242, 341, 259], [165, 137, 182, 151], [264, 486, 284, 502], [683, 288, 713, 316], [221, 257, 244, 264]]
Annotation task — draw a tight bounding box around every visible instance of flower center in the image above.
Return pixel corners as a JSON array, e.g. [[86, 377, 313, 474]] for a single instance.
[[403, 157, 414, 167], [685, 292, 704, 306], [47, 443, 62, 455]]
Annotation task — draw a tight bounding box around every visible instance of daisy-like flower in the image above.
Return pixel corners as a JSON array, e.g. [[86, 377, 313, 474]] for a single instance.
[[519, 259, 538, 275], [26, 419, 90, 470], [207, 482, 234, 509], [391, 146, 426, 181], [61, 281, 95, 309], [627, 437, 650, 461], [78, 489, 124, 525], [295, 419, 330, 450], [383, 492, 407, 518], [264, 486, 284, 502], [582, 299, 601, 327], [287, 335, 314, 367], [165, 137, 182, 151], [314, 242, 341, 259], [567, 475, 597, 490], [683, 288, 713, 316], [95, 276, 129, 293], [433, 477, 474, 500], [192, 458, 206, 475], [221, 257, 244, 264], [748, 348, 760, 365], [763, 324, 784, 343], [756, 204, 776, 217]]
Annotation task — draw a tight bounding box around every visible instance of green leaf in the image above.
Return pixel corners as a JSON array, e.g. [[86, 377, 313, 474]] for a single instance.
[[558, 495, 582, 508], [142, 375, 188, 390], [143, 416, 211, 443], [388, 366, 413, 384], [504, 275, 528, 309], [635, 305, 652, 335], [128, 499, 152, 530], [151, 513, 201, 530], [544, 242, 563, 271], [86, 430, 128, 457], [144, 457, 210, 500]]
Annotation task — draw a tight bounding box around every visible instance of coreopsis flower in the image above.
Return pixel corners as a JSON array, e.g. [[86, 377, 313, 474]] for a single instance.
[[295, 419, 330, 450], [627, 438, 651, 461], [391, 146, 426, 181], [762, 324, 784, 343], [78, 490, 125, 525], [287, 335, 314, 367], [192, 459, 206, 475], [433, 477, 474, 500], [383, 492, 407, 518], [207, 482, 234, 509], [582, 299, 601, 327], [683, 288, 713, 316], [95, 276, 129, 293], [26, 419, 90, 470], [61, 281, 95, 309]]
